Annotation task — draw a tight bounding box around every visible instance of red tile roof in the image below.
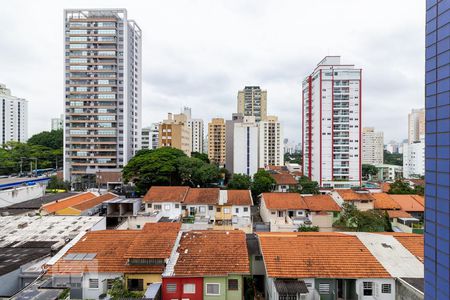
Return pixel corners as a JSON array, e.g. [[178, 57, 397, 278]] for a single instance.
[[71, 192, 118, 211], [96, 171, 122, 184], [302, 195, 341, 212], [389, 195, 424, 212], [258, 232, 390, 278], [183, 188, 220, 205], [262, 193, 308, 210], [372, 193, 402, 210], [226, 190, 253, 206], [337, 189, 374, 202], [143, 186, 189, 203], [380, 183, 391, 193], [41, 192, 97, 213], [174, 231, 250, 276], [386, 210, 413, 219], [270, 173, 298, 185]]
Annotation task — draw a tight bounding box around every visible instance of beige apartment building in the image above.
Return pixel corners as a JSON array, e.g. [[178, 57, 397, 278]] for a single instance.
[[362, 127, 384, 165], [408, 108, 425, 143], [208, 118, 226, 166], [158, 113, 192, 156], [237, 86, 267, 122]]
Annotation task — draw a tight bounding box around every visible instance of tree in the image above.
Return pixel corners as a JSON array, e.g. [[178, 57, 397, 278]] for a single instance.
[[191, 151, 210, 164], [219, 167, 231, 185], [362, 164, 378, 180], [298, 176, 319, 194], [414, 185, 424, 196], [227, 174, 252, 190], [176, 156, 220, 187], [47, 175, 71, 191], [284, 152, 302, 164], [388, 179, 414, 194], [251, 169, 275, 199], [27, 129, 63, 150], [108, 277, 144, 300], [298, 225, 319, 232], [334, 203, 390, 232], [383, 150, 403, 166]]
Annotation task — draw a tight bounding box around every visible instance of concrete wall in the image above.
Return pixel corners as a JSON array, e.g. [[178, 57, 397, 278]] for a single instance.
[[310, 212, 334, 231], [204, 275, 243, 300], [145, 201, 181, 219], [396, 278, 424, 300], [0, 183, 46, 208]]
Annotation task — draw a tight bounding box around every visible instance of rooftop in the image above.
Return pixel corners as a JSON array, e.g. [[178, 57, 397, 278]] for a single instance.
[[389, 195, 424, 212], [0, 192, 76, 216], [379, 233, 424, 262], [41, 192, 97, 214], [226, 190, 253, 206], [270, 173, 298, 185], [143, 186, 189, 203], [0, 244, 53, 276], [302, 195, 341, 212], [183, 188, 220, 205], [262, 193, 308, 210], [372, 193, 402, 210], [387, 210, 413, 219], [71, 192, 118, 211], [173, 231, 250, 276], [336, 189, 374, 202]]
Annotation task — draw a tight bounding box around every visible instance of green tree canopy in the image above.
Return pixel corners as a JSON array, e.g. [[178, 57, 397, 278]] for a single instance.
[[27, 129, 63, 150], [388, 179, 414, 194], [298, 176, 320, 194], [362, 164, 378, 180], [191, 151, 210, 164], [284, 152, 302, 164], [251, 169, 276, 199], [334, 202, 390, 232], [227, 173, 252, 190], [383, 150, 403, 166]]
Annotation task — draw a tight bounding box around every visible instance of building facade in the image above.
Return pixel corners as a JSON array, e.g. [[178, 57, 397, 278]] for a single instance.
[[408, 108, 425, 143], [237, 86, 267, 122], [258, 116, 284, 168], [63, 9, 142, 182], [424, 1, 449, 299], [208, 118, 226, 166], [403, 139, 425, 178], [51, 114, 64, 131], [158, 113, 192, 156], [141, 123, 159, 150], [302, 56, 362, 189], [0, 83, 27, 144], [362, 127, 384, 165]]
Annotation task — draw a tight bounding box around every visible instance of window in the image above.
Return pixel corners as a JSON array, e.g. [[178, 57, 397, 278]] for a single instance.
[[166, 283, 177, 293], [183, 283, 196, 294], [363, 282, 373, 296], [199, 206, 206, 213], [381, 283, 391, 294], [318, 283, 330, 294], [106, 279, 114, 290], [244, 207, 249, 212], [228, 279, 239, 290], [209, 205, 213, 210], [175, 204, 180, 208], [217, 208, 221, 212], [235, 208, 239, 213], [164, 204, 171, 211], [224, 208, 230, 214], [154, 204, 162, 210], [89, 278, 99, 289], [127, 278, 143, 291], [206, 283, 220, 295]]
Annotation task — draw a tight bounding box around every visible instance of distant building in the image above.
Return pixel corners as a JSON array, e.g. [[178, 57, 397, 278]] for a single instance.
[[373, 164, 403, 182], [237, 86, 267, 122], [408, 108, 425, 143], [258, 116, 284, 168], [183, 107, 204, 153], [403, 139, 425, 178], [385, 140, 401, 154], [362, 127, 384, 165], [0, 83, 27, 144], [208, 118, 226, 166], [159, 113, 192, 156], [51, 114, 64, 131], [141, 123, 159, 150], [302, 56, 362, 188]]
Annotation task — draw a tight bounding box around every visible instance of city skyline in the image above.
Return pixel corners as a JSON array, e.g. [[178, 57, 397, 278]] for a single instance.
[[0, 0, 424, 143]]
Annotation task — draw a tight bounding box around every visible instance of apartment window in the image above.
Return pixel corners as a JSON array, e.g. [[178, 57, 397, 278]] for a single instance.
[[363, 282, 373, 296], [206, 283, 220, 295], [183, 283, 196, 294], [228, 279, 239, 290], [154, 204, 162, 210], [381, 284, 391, 294], [166, 283, 177, 293], [318, 283, 330, 294], [89, 278, 99, 289]]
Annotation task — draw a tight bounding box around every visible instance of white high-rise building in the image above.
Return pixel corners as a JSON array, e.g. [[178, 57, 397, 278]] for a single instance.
[[183, 107, 204, 153], [226, 114, 258, 176], [141, 123, 159, 150], [408, 108, 425, 143], [258, 116, 284, 167], [63, 9, 141, 182], [0, 83, 27, 144], [51, 114, 64, 131], [302, 56, 362, 188], [403, 139, 425, 178], [362, 127, 384, 165]]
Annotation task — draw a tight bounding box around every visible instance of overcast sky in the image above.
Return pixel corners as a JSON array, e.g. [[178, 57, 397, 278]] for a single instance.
[[0, 0, 425, 144]]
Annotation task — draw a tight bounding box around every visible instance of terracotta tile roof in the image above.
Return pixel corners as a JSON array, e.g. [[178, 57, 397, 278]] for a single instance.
[[96, 171, 122, 184], [48, 223, 180, 275], [258, 232, 390, 278], [379, 233, 424, 262], [386, 210, 413, 219], [124, 223, 181, 259], [337, 189, 374, 202], [143, 186, 189, 203], [389, 195, 424, 212], [174, 231, 250, 276], [226, 190, 253, 206], [270, 173, 298, 185], [380, 183, 391, 193], [183, 188, 220, 205], [411, 195, 425, 207], [303, 195, 341, 212], [41, 192, 97, 213], [71, 192, 118, 211], [262, 193, 308, 210], [372, 193, 401, 210]]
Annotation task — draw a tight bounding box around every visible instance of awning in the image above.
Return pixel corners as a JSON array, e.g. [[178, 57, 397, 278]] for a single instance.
[[275, 279, 309, 294]]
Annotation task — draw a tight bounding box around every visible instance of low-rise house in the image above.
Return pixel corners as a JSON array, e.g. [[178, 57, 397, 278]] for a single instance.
[[260, 193, 309, 231], [227, 190, 253, 229], [331, 189, 375, 211], [143, 186, 189, 220], [270, 173, 299, 192], [302, 195, 341, 232], [40, 192, 97, 215], [372, 193, 402, 211], [389, 195, 424, 220], [48, 223, 181, 299], [56, 193, 118, 216], [162, 230, 250, 300], [258, 232, 424, 300], [182, 188, 219, 223]]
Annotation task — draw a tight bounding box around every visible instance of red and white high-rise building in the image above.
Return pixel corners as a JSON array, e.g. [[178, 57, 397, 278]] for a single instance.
[[302, 56, 362, 188]]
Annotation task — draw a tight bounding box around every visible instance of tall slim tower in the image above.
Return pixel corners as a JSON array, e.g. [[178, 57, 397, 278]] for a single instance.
[[208, 118, 226, 166], [237, 86, 267, 122], [302, 56, 362, 188], [0, 83, 27, 144], [408, 108, 425, 143], [63, 9, 141, 183], [258, 116, 284, 168], [424, 1, 449, 299], [362, 127, 384, 165]]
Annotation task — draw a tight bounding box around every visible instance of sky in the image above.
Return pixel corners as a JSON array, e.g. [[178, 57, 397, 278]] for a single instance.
[[0, 0, 425, 144]]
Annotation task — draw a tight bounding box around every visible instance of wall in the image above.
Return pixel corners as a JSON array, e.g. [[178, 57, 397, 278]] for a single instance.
[[0, 268, 21, 297], [125, 273, 161, 291], [204, 275, 243, 300], [259, 199, 274, 223], [310, 212, 334, 231], [396, 278, 424, 300], [145, 201, 181, 219], [162, 277, 203, 300], [0, 183, 46, 208], [352, 200, 374, 212], [355, 278, 396, 300], [81, 272, 124, 299], [55, 206, 81, 216]]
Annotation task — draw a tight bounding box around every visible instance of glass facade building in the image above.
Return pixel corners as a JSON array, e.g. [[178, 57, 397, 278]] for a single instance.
[[424, 0, 450, 299]]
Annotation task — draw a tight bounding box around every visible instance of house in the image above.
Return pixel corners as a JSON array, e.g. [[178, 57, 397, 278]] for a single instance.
[[48, 223, 181, 300], [389, 195, 424, 220], [260, 193, 309, 231], [270, 173, 299, 192], [331, 189, 375, 211], [182, 188, 219, 222], [258, 232, 424, 300], [226, 190, 253, 230], [143, 186, 189, 220], [162, 230, 250, 300], [40, 192, 97, 215], [55, 193, 118, 216], [104, 197, 142, 229], [302, 195, 341, 231], [372, 193, 402, 211]]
